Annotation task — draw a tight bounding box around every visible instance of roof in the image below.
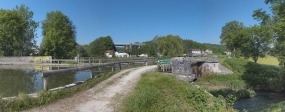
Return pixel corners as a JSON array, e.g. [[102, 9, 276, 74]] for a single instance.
[[105, 50, 113, 53], [206, 49, 212, 51], [192, 49, 201, 51]]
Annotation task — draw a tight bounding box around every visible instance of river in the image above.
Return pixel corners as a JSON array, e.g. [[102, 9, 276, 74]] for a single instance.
[[233, 91, 285, 111]]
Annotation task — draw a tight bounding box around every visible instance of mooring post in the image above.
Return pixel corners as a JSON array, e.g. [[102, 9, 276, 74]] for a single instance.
[[119, 63, 122, 70], [90, 69, 94, 78], [89, 58, 91, 65], [41, 71, 49, 91], [112, 64, 115, 71]]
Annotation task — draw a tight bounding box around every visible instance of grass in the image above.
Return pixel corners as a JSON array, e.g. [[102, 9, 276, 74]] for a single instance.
[[258, 101, 285, 112], [120, 72, 236, 112], [246, 56, 279, 66]]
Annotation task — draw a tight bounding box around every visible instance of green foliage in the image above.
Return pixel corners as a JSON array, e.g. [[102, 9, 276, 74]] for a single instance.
[[243, 25, 273, 63], [196, 74, 247, 89], [183, 39, 206, 54], [138, 43, 156, 57], [232, 89, 255, 99], [209, 88, 233, 98], [77, 44, 89, 57], [39, 10, 77, 59], [220, 20, 247, 56], [87, 36, 115, 57], [0, 71, 118, 111], [203, 43, 226, 54], [0, 4, 39, 56], [157, 35, 183, 57], [242, 62, 285, 91], [222, 58, 249, 74], [258, 100, 285, 112], [61, 61, 78, 64], [121, 72, 235, 112]]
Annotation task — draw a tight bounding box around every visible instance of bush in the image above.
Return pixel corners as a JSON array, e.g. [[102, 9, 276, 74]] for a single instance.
[[233, 89, 255, 99], [242, 62, 285, 91]]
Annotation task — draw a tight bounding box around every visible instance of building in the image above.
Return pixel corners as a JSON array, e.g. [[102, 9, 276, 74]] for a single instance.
[[192, 49, 201, 55], [224, 51, 232, 55], [105, 50, 113, 58], [115, 51, 129, 57], [205, 49, 213, 54]]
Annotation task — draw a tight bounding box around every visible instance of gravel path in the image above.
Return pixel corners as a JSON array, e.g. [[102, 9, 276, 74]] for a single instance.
[[25, 65, 156, 112]]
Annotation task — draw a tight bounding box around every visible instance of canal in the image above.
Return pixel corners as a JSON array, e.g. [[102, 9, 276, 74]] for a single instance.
[[0, 63, 137, 97]]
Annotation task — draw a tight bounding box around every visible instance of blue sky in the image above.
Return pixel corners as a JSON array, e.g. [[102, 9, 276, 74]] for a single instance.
[[0, 0, 271, 46]]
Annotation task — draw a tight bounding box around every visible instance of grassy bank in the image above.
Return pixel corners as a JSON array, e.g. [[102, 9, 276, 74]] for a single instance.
[[196, 57, 285, 102], [258, 101, 285, 112], [247, 56, 279, 66], [0, 70, 120, 111], [121, 72, 236, 112]]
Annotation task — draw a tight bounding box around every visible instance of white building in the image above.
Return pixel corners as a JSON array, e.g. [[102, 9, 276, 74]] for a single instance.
[[192, 49, 201, 55], [205, 49, 213, 54], [115, 51, 129, 57], [105, 50, 113, 58], [138, 54, 148, 57], [224, 51, 232, 55]]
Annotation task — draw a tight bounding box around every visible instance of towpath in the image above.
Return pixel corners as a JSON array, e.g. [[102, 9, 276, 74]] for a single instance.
[[26, 65, 157, 112]]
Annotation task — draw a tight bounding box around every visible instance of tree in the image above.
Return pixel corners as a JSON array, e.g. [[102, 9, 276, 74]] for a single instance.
[[220, 21, 248, 57], [244, 25, 273, 63], [139, 43, 156, 57], [39, 11, 77, 59], [157, 35, 183, 57], [77, 44, 89, 57], [88, 36, 115, 57], [0, 4, 38, 56], [257, 0, 285, 66]]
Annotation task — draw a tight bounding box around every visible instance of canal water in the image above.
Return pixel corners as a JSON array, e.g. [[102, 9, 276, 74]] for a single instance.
[[233, 91, 285, 111], [0, 64, 137, 97]]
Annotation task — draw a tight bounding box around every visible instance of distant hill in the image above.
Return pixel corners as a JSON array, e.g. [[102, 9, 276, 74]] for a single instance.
[[202, 43, 226, 54], [183, 39, 226, 54]]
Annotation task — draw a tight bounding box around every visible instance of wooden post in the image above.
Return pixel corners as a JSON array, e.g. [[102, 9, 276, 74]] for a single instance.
[[89, 58, 91, 65], [145, 61, 148, 66], [58, 60, 59, 64], [90, 69, 94, 78], [119, 63, 122, 70], [163, 64, 165, 72]]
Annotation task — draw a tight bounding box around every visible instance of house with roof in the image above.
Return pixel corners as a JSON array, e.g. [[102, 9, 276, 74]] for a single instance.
[[192, 49, 201, 55], [205, 49, 213, 54], [224, 51, 232, 55], [105, 50, 113, 58]]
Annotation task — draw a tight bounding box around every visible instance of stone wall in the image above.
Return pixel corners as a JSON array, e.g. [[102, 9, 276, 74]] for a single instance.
[[200, 63, 233, 77], [0, 56, 52, 63], [171, 57, 195, 81]]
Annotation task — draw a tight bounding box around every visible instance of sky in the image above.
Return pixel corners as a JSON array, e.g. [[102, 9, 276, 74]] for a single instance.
[[0, 0, 272, 46]]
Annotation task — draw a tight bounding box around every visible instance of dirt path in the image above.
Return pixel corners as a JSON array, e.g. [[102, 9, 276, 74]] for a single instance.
[[26, 65, 156, 112]]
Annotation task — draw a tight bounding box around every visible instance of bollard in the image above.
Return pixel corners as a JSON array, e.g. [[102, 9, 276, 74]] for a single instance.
[[90, 69, 94, 78], [41, 71, 49, 91], [119, 63, 122, 70], [112, 64, 115, 71]]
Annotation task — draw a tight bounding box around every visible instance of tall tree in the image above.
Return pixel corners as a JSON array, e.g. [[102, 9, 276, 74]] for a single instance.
[[88, 36, 115, 57], [0, 4, 38, 56], [258, 0, 285, 66], [244, 25, 273, 63], [139, 43, 156, 57], [39, 11, 77, 59], [220, 21, 247, 57], [157, 35, 183, 57]]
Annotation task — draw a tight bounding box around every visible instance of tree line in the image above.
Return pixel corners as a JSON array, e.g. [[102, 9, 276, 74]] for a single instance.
[[220, 0, 285, 66], [0, 4, 226, 59]]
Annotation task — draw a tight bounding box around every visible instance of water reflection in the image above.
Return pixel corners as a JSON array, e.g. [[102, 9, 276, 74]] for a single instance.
[[0, 65, 123, 97], [0, 69, 38, 97]]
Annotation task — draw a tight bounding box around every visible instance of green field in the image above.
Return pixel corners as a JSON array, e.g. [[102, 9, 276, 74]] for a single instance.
[[247, 56, 279, 66]]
